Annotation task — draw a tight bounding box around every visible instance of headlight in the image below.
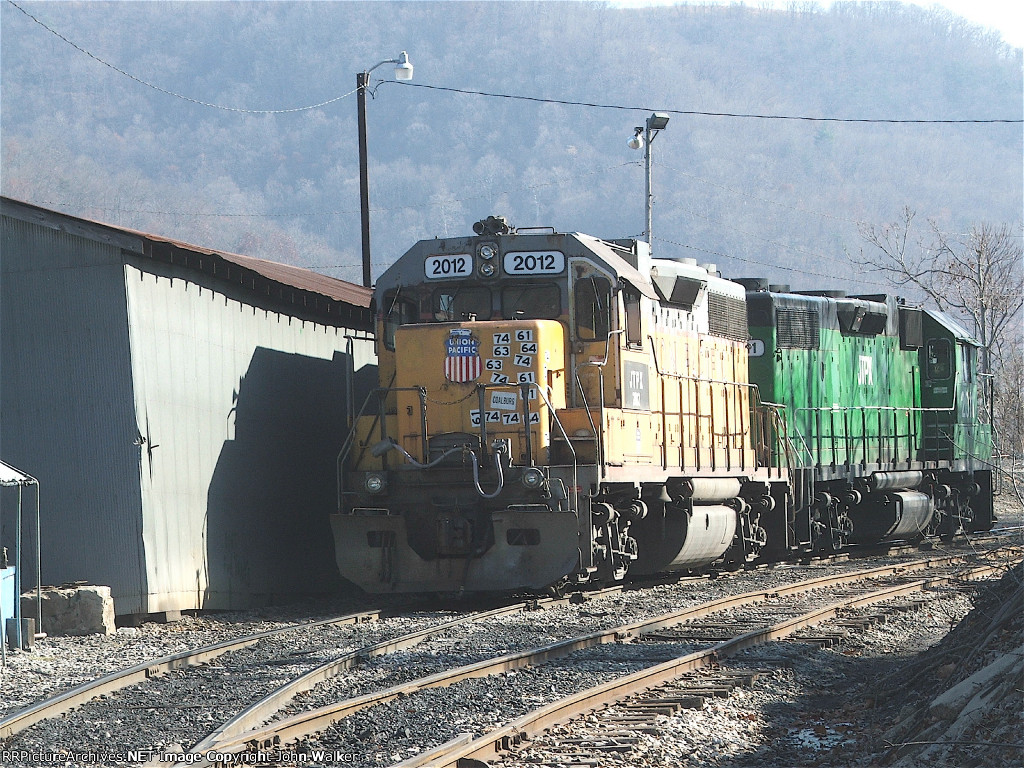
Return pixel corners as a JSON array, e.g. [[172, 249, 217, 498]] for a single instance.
[[479, 262, 496, 277], [364, 473, 386, 494], [521, 467, 546, 489], [478, 243, 497, 260]]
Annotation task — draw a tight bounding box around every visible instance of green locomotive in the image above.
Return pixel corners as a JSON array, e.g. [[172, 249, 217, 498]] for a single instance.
[[742, 280, 994, 554]]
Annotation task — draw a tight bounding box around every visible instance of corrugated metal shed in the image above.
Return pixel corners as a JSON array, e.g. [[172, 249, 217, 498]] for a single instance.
[[4, 198, 373, 326], [1, 197, 378, 615]]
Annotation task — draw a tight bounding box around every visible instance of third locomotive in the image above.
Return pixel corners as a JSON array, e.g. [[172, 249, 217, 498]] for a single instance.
[[332, 217, 994, 594]]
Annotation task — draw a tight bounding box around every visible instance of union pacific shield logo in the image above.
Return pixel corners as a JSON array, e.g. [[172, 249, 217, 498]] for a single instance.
[[444, 329, 482, 382]]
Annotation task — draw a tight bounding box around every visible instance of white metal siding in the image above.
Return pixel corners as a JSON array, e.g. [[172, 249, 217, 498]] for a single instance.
[[1, 218, 147, 611], [124, 259, 375, 611], [3, 204, 375, 615]]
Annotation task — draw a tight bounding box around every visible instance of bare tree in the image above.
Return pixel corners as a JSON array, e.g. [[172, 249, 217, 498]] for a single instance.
[[993, 345, 1024, 459], [859, 209, 1024, 465], [858, 208, 1023, 374]]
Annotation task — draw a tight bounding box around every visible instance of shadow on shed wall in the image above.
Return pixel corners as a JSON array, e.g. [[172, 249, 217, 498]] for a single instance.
[[204, 346, 376, 607]]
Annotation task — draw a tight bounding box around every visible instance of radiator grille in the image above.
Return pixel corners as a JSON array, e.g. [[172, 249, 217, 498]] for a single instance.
[[776, 308, 819, 349], [708, 293, 748, 342]]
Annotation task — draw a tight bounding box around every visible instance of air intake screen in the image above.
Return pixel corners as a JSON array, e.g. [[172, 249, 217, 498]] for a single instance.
[[776, 308, 819, 349], [708, 293, 748, 342]]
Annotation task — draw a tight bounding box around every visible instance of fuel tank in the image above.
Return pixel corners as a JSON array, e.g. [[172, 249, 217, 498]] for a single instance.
[[629, 503, 738, 575], [850, 491, 934, 544]]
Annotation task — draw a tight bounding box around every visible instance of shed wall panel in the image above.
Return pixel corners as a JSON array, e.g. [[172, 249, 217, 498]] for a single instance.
[[124, 258, 376, 611], [1, 218, 147, 611]]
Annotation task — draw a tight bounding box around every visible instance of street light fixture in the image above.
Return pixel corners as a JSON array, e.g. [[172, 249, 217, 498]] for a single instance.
[[628, 112, 670, 251], [357, 51, 413, 287]]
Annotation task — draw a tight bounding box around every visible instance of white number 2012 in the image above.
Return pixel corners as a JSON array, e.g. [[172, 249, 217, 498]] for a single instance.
[[425, 254, 472, 279]]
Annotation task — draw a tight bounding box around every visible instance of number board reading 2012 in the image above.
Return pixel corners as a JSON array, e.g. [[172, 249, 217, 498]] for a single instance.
[[502, 251, 565, 275], [424, 254, 473, 279]]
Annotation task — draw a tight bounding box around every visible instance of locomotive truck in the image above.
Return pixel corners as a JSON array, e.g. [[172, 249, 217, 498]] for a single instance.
[[331, 218, 994, 594]]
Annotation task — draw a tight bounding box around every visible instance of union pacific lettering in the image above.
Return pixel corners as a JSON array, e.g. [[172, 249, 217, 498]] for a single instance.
[[444, 331, 481, 382]]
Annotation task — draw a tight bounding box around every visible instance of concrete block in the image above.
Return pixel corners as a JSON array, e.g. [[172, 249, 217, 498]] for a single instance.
[[21, 585, 116, 636]]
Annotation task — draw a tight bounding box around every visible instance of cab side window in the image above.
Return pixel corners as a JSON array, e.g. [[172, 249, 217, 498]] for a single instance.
[[574, 276, 611, 340], [960, 344, 973, 383], [926, 338, 951, 380], [383, 292, 416, 351], [624, 289, 642, 348]]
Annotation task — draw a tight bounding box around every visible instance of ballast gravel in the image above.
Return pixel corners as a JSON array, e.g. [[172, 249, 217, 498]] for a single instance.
[[0, 521, 1018, 768], [502, 588, 981, 768]]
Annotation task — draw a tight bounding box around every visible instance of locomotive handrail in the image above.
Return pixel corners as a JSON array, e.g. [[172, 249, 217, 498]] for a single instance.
[[786, 423, 816, 466], [468, 381, 575, 472], [336, 372, 582, 511], [646, 335, 763, 473], [752, 397, 795, 481], [573, 331, 795, 477], [571, 370, 602, 473], [336, 387, 382, 511], [470, 381, 537, 466], [529, 381, 579, 515], [794, 405, 960, 413], [459, 380, 583, 514], [573, 329, 624, 478], [335, 384, 425, 511], [793, 404, 961, 468]]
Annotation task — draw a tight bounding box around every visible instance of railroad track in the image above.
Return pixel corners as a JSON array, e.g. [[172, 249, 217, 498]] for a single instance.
[[391, 556, 1012, 768], [179, 547, 1015, 766], [0, 586, 632, 764], [1, 539, 1015, 766], [0, 608, 382, 740]]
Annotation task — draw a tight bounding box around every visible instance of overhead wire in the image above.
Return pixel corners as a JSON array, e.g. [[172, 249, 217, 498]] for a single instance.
[[7, 0, 1022, 124], [4, 0, 359, 114], [665, 196, 845, 265], [655, 163, 872, 226], [7, 0, 1017, 283], [649, 164, 885, 279], [23, 161, 641, 220], [652, 235, 891, 288], [390, 81, 1023, 124]]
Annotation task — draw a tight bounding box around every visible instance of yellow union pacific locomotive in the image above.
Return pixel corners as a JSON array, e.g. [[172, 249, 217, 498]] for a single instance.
[[333, 217, 786, 594]]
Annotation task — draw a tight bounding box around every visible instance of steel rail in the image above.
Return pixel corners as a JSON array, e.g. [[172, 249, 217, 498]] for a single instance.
[[189, 595, 607, 752], [140, 587, 628, 767], [0, 610, 381, 740], [190, 551, 1007, 763], [400, 561, 1005, 768]]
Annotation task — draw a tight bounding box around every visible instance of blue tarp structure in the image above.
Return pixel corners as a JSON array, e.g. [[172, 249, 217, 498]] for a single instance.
[[0, 460, 40, 664]]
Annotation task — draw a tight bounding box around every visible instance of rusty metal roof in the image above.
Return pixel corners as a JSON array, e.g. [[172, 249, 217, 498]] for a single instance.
[[1, 197, 372, 320], [139, 229, 371, 307]]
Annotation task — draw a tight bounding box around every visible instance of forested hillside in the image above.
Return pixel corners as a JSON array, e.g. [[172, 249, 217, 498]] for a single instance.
[[2, 0, 1020, 291]]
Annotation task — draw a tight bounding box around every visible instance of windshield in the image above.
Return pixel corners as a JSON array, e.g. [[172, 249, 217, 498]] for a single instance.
[[501, 284, 561, 319], [432, 285, 492, 321]]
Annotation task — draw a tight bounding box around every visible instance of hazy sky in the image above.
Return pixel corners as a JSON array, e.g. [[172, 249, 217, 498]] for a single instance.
[[905, 0, 1022, 47], [617, 1, 1023, 49]]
